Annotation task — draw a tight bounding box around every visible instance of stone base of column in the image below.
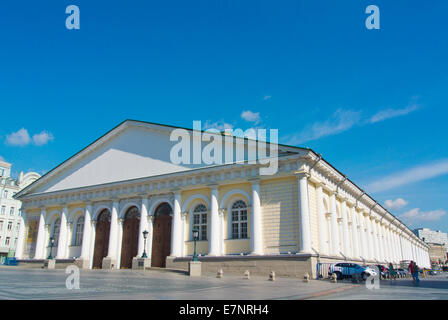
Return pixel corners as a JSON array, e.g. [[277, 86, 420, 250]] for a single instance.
[[166, 256, 177, 268], [188, 261, 202, 277], [102, 257, 117, 269], [132, 257, 151, 270], [44, 259, 56, 269], [74, 258, 90, 269]]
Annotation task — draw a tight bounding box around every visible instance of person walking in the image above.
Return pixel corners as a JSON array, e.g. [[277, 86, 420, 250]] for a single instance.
[[413, 261, 420, 284], [408, 261, 420, 284], [408, 261, 415, 282], [389, 263, 397, 281]]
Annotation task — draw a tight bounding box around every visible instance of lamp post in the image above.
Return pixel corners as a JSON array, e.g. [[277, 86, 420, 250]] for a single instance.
[[47, 237, 55, 260], [142, 230, 148, 258], [192, 228, 199, 262]]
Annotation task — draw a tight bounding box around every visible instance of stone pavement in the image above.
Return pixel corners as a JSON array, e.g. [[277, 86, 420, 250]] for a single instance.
[[0, 266, 358, 300], [314, 273, 448, 300]]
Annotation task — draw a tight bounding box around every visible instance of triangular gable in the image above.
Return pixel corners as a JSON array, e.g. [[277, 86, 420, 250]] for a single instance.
[[18, 120, 303, 196]]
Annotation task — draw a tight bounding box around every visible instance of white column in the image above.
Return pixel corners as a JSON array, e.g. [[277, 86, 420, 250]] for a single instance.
[[107, 201, 119, 259], [316, 184, 327, 255], [365, 215, 374, 260], [372, 219, 380, 261], [208, 187, 220, 256], [329, 192, 340, 256], [357, 210, 366, 260], [34, 209, 46, 259], [80, 203, 92, 259], [181, 212, 187, 257], [297, 174, 312, 254], [350, 207, 359, 259], [383, 225, 390, 262], [116, 218, 124, 269], [341, 200, 350, 257], [377, 222, 385, 262], [147, 216, 154, 259], [170, 191, 182, 257], [137, 197, 149, 257], [56, 206, 68, 259], [89, 220, 96, 269], [219, 209, 225, 255], [250, 180, 263, 255], [15, 210, 27, 259], [398, 232, 404, 262]]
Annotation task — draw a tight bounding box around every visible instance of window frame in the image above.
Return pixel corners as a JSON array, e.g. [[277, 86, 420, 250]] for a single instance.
[[191, 203, 208, 241], [73, 216, 84, 246], [230, 200, 248, 240]]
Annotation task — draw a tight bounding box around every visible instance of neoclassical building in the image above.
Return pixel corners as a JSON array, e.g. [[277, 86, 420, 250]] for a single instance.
[[14, 120, 430, 276]]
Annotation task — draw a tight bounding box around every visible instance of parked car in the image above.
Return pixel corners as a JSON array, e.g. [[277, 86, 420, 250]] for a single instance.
[[429, 269, 438, 275], [396, 268, 409, 278], [372, 265, 388, 278], [328, 263, 377, 280]]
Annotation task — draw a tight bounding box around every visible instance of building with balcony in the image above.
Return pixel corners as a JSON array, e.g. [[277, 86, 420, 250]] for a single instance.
[[0, 160, 40, 262]]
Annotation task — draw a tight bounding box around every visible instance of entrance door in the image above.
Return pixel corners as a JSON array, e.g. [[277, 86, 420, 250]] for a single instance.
[[151, 203, 172, 268], [120, 206, 140, 268], [92, 209, 111, 269]]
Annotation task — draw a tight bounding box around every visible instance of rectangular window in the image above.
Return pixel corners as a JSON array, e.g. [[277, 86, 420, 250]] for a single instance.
[[7, 222, 12, 231], [0, 220, 3, 230], [9, 207, 14, 215], [5, 237, 10, 246], [1, 206, 5, 215], [3, 190, 8, 199]]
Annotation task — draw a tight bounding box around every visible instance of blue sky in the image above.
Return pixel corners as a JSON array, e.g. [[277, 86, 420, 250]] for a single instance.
[[0, 1, 447, 232]]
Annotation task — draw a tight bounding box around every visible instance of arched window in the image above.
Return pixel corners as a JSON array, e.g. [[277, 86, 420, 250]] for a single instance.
[[73, 217, 84, 246], [231, 200, 248, 239], [52, 218, 61, 246], [192, 204, 207, 240]]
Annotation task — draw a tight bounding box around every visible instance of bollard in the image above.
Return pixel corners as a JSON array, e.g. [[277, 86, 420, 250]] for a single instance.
[[217, 268, 223, 278], [269, 271, 276, 281], [244, 270, 250, 280], [303, 272, 310, 283], [330, 273, 338, 283]]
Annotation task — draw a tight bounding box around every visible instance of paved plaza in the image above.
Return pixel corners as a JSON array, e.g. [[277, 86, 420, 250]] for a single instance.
[[316, 273, 448, 300], [0, 266, 357, 300], [1, 266, 447, 300]]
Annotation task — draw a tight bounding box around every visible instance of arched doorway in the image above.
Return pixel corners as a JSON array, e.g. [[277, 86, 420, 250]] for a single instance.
[[151, 203, 172, 268], [92, 209, 111, 269], [120, 206, 140, 268]]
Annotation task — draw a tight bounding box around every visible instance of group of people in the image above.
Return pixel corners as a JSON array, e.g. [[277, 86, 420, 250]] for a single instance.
[[387, 261, 420, 284]]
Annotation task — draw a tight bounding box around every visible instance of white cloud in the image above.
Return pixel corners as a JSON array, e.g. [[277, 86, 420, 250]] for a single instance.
[[32, 131, 54, 146], [0, 155, 4, 161], [241, 110, 261, 124], [5, 128, 54, 147], [283, 109, 361, 145], [384, 198, 408, 210], [5, 128, 31, 146], [263, 95, 271, 101], [203, 120, 234, 131], [399, 208, 446, 225], [365, 159, 448, 193], [369, 104, 418, 123], [282, 101, 419, 146]]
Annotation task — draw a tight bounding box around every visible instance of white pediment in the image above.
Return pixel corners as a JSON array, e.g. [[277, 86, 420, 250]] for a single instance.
[[20, 120, 299, 196], [29, 124, 202, 194]]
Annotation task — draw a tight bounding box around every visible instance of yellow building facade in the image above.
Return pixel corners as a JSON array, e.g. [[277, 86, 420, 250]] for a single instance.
[[14, 120, 431, 277]]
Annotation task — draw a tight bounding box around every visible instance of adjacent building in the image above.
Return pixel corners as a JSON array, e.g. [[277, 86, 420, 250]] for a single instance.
[[14, 120, 431, 276], [413, 228, 448, 246], [0, 160, 40, 262]]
